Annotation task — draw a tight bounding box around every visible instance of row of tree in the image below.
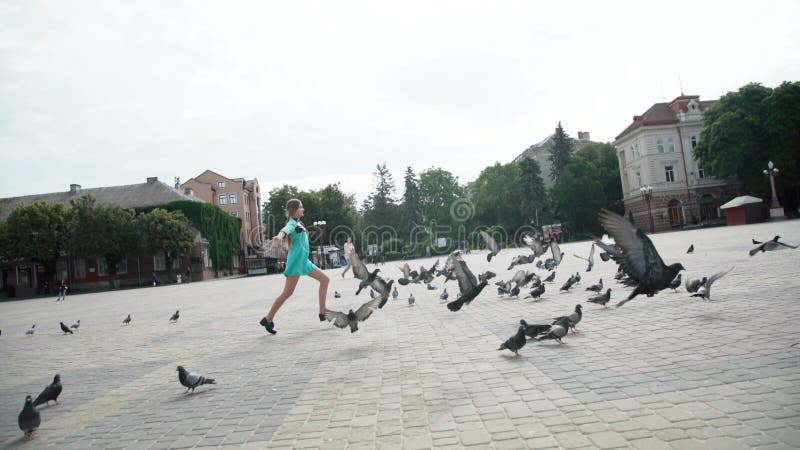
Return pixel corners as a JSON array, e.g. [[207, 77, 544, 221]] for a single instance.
[[0, 196, 196, 286], [262, 123, 623, 257]]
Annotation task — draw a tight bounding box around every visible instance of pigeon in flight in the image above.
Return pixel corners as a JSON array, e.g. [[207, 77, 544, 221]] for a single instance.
[[596, 209, 685, 307], [369, 289, 377, 300], [586, 278, 603, 293], [371, 277, 394, 308], [177, 365, 216, 394], [685, 277, 705, 294], [18, 395, 41, 440], [479, 230, 501, 262], [544, 272, 556, 283], [749, 236, 798, 256], [418, 260, 440, 284], [498, 325, 528, 356], [536, 318, 570, 344], [478, 270, 496, 284], [26, 324, 35, 335], [33, 374, 62, 407], [587, 289, 612, 307], [686, 244, 694, 254], [690, 268, 733, 300], [122, 314, 131, 325], [573, 243, 596, 272], [397, 262, 421, 285], [549, 239, 563, 267], [446, 251, 488, 311], [525, 284, 545, 300], [169, 310, 180, 323], [553, 304, 582, 333], [523, 234, 548, 259], [325, 297, 382, 333], [70, 320, 80, 330], [350, 252, 381, 295], [519, 320, 551, 338], [668, 274, 682, 292], [439, 288, 449, 301], [59, 322, 73, 335]]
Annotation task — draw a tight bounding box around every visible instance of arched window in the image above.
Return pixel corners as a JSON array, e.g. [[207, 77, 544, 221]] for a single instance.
[[700, 194, 718, 221], [668, 199, 683, 226]]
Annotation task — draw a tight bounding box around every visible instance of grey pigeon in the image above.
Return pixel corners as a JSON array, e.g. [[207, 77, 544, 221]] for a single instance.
[[369, 289, 377, 299], [59, 322, 73, 334], [587, 289, 612, 307], [525, 284, 545, 300], [690, 268, 733, 300], [350, 252, 381, 295], [419, 259, 440, 284], [33, 374, 62, 407], [686, 244, 694, 254], [446, 251, 488, 312], [520, 319, 550, 338], [586, 279, 603, 293], [392, 286, 399, 300], [440, 288, 449, 301], [122, 314, 131, 325], [170, 310, 180, 323], [498, 325, 528, 356], [685, 277, 705, 294], [522, 234, 548, 259], [597, 209, 685, 307], [478, 270, 497, 283], [537, 318, 570, 344], [549, 239, 563, 267], [559, 277, 575, 292], [177, 365, 216, 394], [371, 277, 394, 308], [574, 272, 581, 284], [70, 320, 80, 330], [544, 272, 556, 282], [18, 395, 40, 440], [749, 236, 798, 256], [553, 304, 582, 332], [26, 324, 35, 335], [334, 291, 341, 298], [480, 230, 501, 262], [573, 243, 596, 272], [325, 297, 382, 333], [408, 293, 415, 306], [668, 273, 682, 292], [427, 283, 437, 290]]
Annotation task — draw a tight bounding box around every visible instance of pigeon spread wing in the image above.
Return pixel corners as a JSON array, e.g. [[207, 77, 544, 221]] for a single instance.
[[325, 311, 351, 328], [451, 253, 478, 295], [598, 209, 668, 285], [550, 240, 562, 266], [354, 298, 382, 321], [350, 252, 370, 280]]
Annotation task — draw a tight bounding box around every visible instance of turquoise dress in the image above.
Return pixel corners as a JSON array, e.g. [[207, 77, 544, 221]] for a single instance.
[[282, 218, 316, 276]]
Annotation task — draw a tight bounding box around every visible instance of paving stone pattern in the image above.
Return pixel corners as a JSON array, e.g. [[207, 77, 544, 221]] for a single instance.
[[1, 220, 799, 448]]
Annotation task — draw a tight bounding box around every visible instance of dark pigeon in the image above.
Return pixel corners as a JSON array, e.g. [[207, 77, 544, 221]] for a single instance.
[[478, 270, 497, 284], [525, 284, 545, 300], [749, 236, 798, 256], [498, 325, 528, 356], [596, 209, 685, 307], [170, 310, 180, 323], [18, 395, 40, 440], [544, 272, 556, 283], [408, 293, 415, 306], [536, 318, 570, 344], [520, 319, 550, 338], [686, 244, 694, 254], [553, 304, 582, 333], [334, 291, 341, 298], [59, 322, 73, 334], [122, 314, 131, 325], [587, 289, 612, 307], [26, 324, 35, 335], [480, 230, 500, 262], [559, 277, 576, 292], [350, 251, 380, 295], [32, 374, 62, 408], [371, 277, 394, 308], [668, 274, 682, 292], [177, 365, 216, 394], [427, 283, 437, 290], [586, 278, 603, 293], [440, 288, 449, 301], [446, 251, 488, 311], [325, 297, 382, 333]]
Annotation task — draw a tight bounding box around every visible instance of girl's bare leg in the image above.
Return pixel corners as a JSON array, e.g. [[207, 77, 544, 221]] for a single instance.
[[307, 268, 330, 315], [266, 276, 299, 321]]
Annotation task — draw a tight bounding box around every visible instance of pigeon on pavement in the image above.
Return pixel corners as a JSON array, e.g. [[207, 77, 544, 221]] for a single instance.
[[70, 320, 80, 330], [536, 319, 570, 344], [408, 293, 415, 306], [587, 289, 612, 307], [325, 297, 382, 333], [544, 272, 556, 282], [559, 276, 576, 292], [18, 395, 41, 440], [427, 283, 437, 290], [480, 230, 501, 262], [520, 319, 550, 338], [122, 314, 131, 325], [177, 365, 216, 394], [169, 310, 180, 323], [26, 324, 35, 335], [586, 279, 603, 293], [686, 244, 694, 254], [334, 291, 341, 298], [439, 288, 449, 301], [498, 325, 528, 356], [33, 374, 62, 407], [690, 268, 733, 300], [525, 284, 545, 300], [59, 322, 73, 334], [668, 274, 682, 292], [553, 304, 582, 332], [392, 286, 399, 300], [596, 209, 685, 307]]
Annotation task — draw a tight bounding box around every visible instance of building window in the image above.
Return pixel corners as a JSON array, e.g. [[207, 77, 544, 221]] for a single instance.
[[691, 136, 698, 149], [218, 181, 226, 188], [245, 211, 250, 221], [667, 199, 683, 226], [75, 258, 87, 278], [154, 253, 166, 271], [218, 194, 227, 205], [636, 171, 642, 187], [657, 138, 664, 153], [99, 257, 128, 276], [698, 167, 706, 179], [630, 146, 635, 160], [230, 210, 239, 218], [668, 137, 675, 152], [634, 142, 641, 158], [665, 165, 675, 182], [56, 260, 68, 281], [17, 266, 31, 286], [229, 193, 237, 204]]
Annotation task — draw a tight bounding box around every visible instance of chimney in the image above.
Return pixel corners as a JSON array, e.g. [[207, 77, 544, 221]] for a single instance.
[[146, 177, 158, 184], [577, 131, 590, 140], [69, 184, 81, 193], [633, 115, 642, 123]]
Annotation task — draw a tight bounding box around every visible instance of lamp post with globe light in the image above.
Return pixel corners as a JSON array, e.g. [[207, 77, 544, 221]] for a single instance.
[[763, 161, 780, 209], [640, 185, 654, 233], [313, 220, 327, 269]]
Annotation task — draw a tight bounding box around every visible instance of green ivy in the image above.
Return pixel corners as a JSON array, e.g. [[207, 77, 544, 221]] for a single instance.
[[135, 201, 240, 275]]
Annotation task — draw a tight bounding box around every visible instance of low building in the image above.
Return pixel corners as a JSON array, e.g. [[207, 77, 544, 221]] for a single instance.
[[514, 130, 601, 191], [613, 95, 742, 232], [0, 177, 218, 297]]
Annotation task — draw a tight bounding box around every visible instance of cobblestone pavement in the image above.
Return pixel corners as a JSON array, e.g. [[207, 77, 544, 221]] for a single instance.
[[1, 220, 799, 449]]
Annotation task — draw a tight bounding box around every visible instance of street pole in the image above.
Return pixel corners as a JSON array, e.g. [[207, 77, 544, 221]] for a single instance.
[[640, 185, 654, 233]]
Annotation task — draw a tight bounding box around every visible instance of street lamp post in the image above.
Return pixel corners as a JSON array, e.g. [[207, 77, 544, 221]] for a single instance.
[[639, 185, 655, 233], [313, 220, 327, 269], [763, 161, 780, 210]]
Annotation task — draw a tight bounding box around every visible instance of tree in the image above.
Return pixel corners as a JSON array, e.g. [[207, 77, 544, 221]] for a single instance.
[[418, 167, 465, 232], [362, 163, 399, 243], [518, 157, 552, 227], [137, 208, 195, 277], [548, 122, 573, 183], [2, 201, 71, 284], [470, 162, 524, 236], [399, 166, 422, 241], [303, 183, 359, 247]]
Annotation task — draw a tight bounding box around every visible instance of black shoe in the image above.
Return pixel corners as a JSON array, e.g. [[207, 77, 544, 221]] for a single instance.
[[319, 313, 326, 322], [259, 317, 276, 335]]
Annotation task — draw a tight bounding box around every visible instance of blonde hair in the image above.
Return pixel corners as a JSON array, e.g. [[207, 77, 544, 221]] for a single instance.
[[285, 198, 302, 219]]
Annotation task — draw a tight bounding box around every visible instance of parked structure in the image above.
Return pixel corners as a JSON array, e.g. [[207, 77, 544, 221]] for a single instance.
[[613, 95, 742, 232]]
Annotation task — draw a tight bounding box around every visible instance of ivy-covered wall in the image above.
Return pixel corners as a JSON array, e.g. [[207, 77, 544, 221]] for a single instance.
[[136, 201, 241, 275]]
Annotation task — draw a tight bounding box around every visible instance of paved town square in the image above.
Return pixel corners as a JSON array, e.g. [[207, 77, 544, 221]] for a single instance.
[[1, 220, 799, 449]]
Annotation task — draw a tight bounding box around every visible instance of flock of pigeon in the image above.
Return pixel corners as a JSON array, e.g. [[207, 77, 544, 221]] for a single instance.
[[10, 209, 798, 439], [11, 307, 218, 440]]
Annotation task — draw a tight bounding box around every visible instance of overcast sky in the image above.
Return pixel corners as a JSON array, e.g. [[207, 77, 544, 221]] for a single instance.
[[1, 1, 798, 205]]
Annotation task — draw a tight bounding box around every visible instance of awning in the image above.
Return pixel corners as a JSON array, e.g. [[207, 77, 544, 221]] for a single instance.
[[720, 195, 763, 209]]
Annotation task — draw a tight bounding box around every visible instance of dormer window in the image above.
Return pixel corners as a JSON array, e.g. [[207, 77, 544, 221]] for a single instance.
[[218, 181, 226, 189]]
